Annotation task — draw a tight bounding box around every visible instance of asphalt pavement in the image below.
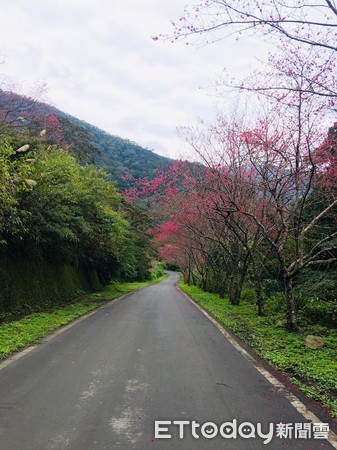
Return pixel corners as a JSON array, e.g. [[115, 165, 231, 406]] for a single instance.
[[0, 272, 333, 449]]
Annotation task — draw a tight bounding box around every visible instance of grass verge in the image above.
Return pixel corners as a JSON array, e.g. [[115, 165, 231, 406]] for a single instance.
[[179, 281, 337, 418], [0, 276, 166, 360]]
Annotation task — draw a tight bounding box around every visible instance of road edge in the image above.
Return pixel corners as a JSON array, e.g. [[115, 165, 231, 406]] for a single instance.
[[177, 285, 337, 449], [0, 280, 163, 372]]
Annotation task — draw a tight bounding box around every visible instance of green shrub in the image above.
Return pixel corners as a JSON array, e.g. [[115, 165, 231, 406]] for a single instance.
[[266, 292, 286, 313], [298, 297, 337, 327], [150, 261, 165, 280], [163, 262, 179, 271], [240, 287, 256, 303], [295, 268, 337, 301], [262, 278, 281, 297]]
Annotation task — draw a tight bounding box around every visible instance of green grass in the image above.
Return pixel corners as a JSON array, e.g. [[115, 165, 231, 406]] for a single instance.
[[0, 275, 166, 360], [179, 281, 337, 417]]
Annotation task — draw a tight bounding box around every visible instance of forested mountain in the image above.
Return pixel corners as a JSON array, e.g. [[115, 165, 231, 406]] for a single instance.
[[55, 111, 173, 189], [0, 90, 173, 189]]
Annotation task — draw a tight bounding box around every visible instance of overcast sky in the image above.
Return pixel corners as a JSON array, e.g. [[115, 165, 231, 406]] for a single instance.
[[0, 0, 267, 158]]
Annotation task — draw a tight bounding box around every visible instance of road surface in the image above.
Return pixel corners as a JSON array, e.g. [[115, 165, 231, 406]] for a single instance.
[[0, 272, 333, 449]]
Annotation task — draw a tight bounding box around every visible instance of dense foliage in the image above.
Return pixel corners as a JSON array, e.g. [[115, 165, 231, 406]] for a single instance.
[[77, 117, 172, 188], [0, 87, 167, 315], [0, 134, 154, 289]]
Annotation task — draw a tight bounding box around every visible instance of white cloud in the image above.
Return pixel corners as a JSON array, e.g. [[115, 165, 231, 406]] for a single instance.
[[0, 0, 268, 159]]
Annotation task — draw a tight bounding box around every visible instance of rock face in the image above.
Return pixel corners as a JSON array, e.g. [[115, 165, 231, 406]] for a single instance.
[[304, 335, 325, 349]]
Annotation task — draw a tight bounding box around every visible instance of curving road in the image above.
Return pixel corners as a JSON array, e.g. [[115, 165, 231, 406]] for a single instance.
[[0, 272, 333, 449]]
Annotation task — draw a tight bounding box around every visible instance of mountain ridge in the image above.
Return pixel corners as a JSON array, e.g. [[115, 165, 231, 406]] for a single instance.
[[0, 89, 173, 189]]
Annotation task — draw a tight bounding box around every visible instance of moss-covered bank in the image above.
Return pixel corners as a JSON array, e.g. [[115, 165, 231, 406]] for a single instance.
[[0, 249, 101, 317]]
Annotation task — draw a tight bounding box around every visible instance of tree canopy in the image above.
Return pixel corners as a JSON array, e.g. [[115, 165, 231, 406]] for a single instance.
[[0, 135, 154, 283]]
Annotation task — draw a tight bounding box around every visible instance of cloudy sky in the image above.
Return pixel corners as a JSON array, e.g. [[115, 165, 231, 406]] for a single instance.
[[0, 0, 266, 158]]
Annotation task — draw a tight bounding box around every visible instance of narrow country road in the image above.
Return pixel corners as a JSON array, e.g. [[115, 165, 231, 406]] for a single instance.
[[0, 272, 333, 449]]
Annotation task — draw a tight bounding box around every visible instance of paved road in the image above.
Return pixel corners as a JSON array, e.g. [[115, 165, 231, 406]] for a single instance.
[[0, 272, 333, 449]]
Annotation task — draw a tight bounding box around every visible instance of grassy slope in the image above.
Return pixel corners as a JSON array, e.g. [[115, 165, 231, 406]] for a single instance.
[[179, 281, 337, 418], [0, 276, 165, 360]]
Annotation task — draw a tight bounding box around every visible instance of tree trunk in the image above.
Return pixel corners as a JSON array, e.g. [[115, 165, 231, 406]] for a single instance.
[[201, 273, 206, 291], [229, 262, 240, 305], [253, 261, 264, 316], [284, 275, 298, 331], [187, 268, 191, 285], [229, 277, 240, 305], [256, 291, 264, 316], [219, 271, 227, 299], [215, 271, 221, 295], [217, 264, 228, 298], [229, 254, 249, 306]]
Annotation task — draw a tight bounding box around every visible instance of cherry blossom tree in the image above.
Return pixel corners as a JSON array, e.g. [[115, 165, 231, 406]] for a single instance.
[[0, 82, 65, 149], [148, 1, 337, 329], [164, 0, 337, 52], [177, 106, 337, 330]]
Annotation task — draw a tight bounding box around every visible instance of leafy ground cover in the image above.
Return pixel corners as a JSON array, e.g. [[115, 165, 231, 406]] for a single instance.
[[179, 281, 337, 418], [0, 275, 165, 360]]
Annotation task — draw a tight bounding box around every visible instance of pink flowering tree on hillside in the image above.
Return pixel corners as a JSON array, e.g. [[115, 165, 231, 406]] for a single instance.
[[0, 79, 66, 148]]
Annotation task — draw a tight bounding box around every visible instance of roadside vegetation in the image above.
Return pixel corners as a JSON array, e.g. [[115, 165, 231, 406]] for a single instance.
[[0, 101, 158, 315], [0, 270, 166, 360]]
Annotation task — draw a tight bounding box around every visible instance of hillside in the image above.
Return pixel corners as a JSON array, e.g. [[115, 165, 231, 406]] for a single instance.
[[0, 90, 173, 189], [55, 111, 173, 189]]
